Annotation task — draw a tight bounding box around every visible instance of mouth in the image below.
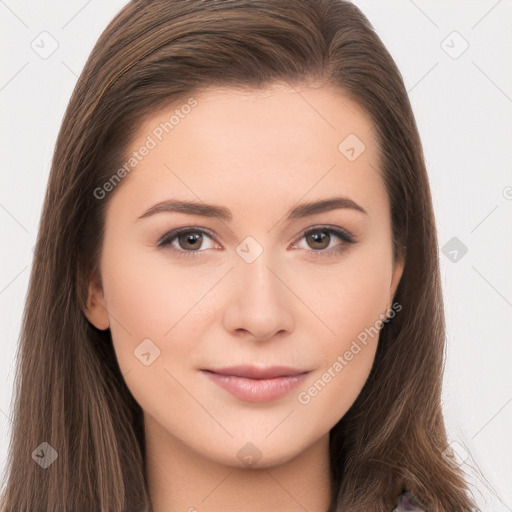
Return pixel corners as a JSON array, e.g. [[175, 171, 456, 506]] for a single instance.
[[200, 365, 312, 402]]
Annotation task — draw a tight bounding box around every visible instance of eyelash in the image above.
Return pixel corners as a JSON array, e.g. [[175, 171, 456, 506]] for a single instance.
[[156, 225, 356, 259]]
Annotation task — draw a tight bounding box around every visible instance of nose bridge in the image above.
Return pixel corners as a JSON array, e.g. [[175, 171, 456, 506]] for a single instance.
[[222, 238, 295, 340], [236, 241, 285, 311]]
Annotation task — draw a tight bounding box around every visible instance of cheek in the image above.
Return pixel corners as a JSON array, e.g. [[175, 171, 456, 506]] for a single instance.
[[293, 236, 393, 346], [99, 242, 216, 372], [291, 240, 392, 419], [330, 259, 390, 338], [295, 342, 377, 433]]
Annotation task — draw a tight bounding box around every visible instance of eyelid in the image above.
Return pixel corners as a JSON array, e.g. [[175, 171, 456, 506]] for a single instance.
[[156, 224, 356, 257], [292, 224, 355, 246], [156, 226, 218, 250]]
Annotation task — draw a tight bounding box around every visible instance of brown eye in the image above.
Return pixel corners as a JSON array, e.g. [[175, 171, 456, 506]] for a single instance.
[[305, 229, 331, 250], [293, 226, 356, 258], [157, 228, 217, 256], [176, 231, 203, 250]]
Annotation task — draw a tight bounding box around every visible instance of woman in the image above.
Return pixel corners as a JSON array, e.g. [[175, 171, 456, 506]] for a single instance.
[[0, 0, 478, 510]]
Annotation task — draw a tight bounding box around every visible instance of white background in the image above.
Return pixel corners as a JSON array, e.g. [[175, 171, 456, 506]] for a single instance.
[[1, 1, 511, 510]]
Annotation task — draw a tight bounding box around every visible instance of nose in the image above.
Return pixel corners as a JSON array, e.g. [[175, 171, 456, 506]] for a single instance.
[[221, 251, 295, 342]]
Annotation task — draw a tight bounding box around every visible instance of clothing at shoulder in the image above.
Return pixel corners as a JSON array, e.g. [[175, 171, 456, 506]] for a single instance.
[[393, 491, 427, 511]]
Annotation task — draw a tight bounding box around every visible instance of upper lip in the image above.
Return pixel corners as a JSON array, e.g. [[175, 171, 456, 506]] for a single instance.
[[203, 365, 311, 380]]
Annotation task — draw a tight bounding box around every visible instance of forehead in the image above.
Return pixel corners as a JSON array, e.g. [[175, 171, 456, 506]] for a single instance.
[[113, 83, 386, 219], [144, 83, 377, 153]]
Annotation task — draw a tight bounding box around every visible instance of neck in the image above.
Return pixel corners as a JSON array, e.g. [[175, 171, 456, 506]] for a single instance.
[[144, 414, 333, 512]]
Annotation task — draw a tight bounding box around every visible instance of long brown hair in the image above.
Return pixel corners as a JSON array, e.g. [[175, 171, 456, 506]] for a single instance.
[[1, 0, 478, 510]]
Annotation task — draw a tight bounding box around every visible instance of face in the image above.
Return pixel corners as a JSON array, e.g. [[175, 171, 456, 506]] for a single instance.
[[85, 83, 404, 468]]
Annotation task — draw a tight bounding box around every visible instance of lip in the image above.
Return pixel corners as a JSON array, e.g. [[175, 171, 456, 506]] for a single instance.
[[201, 365, 311, 402]]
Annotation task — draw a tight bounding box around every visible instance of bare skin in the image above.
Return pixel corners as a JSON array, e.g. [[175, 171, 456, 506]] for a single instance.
[[85, 83, 404, 512]]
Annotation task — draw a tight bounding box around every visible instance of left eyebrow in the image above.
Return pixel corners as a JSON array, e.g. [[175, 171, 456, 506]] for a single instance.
[[136, 196, 369, 222], [286, 196, 368, 219]]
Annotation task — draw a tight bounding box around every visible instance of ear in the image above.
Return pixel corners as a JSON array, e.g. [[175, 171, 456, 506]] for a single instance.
[[83, 270, 110, 330]]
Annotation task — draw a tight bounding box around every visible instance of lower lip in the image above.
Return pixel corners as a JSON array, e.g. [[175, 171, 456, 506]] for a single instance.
[[201, 370, 310, 402]]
